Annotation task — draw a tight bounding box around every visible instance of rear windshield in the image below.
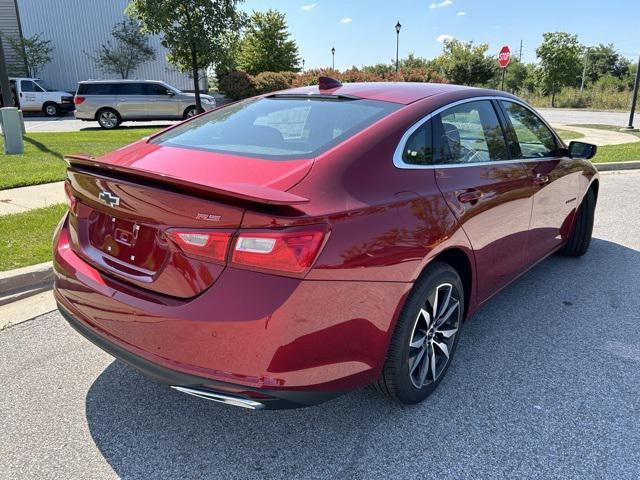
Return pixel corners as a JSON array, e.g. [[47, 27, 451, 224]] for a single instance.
[[149, 96, 399, 160]]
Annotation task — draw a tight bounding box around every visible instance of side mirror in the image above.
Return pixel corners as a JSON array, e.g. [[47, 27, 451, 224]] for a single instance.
[[166, 90, 175, 96], [568, 141, 597, 160]]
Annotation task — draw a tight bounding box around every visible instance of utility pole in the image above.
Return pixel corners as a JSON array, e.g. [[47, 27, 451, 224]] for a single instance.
[[580, 46, 590, 92], [519, 40, 523, 62], [622, 52, 640, 131], [331, 47, 335, 70]]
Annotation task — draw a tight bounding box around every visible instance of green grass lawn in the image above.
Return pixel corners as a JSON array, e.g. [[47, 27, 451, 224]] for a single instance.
[[0, 128, 159, 190], [566, 124, 640, 163], [555, 129, 584, 141], [0, 204, 67, 271]]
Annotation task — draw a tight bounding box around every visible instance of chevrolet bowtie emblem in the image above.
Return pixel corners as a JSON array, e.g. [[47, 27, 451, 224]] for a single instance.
[[99, 191, 120, 207]]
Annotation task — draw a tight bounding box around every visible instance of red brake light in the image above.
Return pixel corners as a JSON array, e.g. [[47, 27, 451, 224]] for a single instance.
[[74, 96, 85, 105], [64, 180, 77, 214], [231, 227, 328, 275], [168, 230, 231, 263]]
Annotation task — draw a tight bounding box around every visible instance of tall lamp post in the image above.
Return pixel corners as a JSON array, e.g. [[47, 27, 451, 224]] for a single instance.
[[331, 47, 335, 70], [622, 52, 640, 131], [395, 21, 402, 72], [302, 59, 305, 73]]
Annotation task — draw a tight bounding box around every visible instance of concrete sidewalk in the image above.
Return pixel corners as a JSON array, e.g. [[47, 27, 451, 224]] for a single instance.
[[552, 124, 640, 146], [0, 182, 65, 216]]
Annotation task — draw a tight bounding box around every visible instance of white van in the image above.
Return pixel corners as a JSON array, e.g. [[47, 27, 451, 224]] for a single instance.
[[7, 77, 75, 117]]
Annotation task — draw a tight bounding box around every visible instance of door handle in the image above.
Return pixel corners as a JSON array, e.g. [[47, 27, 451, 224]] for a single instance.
[[532, 173, 550, 185], [457, 189, 482, 204]]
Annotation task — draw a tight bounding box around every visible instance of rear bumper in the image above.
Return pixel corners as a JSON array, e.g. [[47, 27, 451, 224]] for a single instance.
[[53, 215, 410, 408]]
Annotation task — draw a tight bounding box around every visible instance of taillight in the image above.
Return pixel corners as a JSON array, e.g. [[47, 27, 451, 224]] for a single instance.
[[74, 96, 85, 105], [231, 227, 328, 275], [167, 230, 231, 264], [64, 180, 77, 214]]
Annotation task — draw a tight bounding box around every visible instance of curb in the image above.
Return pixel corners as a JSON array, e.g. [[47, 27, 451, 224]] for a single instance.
[[0, 262, 53, 306], [595, 161, 640, 172]]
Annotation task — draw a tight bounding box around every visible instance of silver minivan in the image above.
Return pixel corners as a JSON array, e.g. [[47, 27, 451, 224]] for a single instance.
[[74, 80, 216, 129]]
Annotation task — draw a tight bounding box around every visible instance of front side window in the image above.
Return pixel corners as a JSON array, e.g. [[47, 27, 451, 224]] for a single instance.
[[501, 101, 558, 159], [144, 83, 171, 95], [21, 80, 43, 93], [151, 97, 399, 160], [435, 100, 509, 164]]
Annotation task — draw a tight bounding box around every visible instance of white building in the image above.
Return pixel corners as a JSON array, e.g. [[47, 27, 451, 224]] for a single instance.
[[1, 0, 202, 92]]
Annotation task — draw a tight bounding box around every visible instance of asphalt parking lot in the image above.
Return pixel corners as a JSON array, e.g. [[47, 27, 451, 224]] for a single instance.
[[1, 171, 639, 480]]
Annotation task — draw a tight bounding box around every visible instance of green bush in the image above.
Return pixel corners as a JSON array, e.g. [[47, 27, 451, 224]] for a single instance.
[[218, 71, 257, 100], [254, 71, 291, 94]]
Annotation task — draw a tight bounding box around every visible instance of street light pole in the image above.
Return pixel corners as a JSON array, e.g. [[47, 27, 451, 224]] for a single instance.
[[331, 47, 335, 70], [580, 46, 590, 93], [302, 59, 305, 73], [395, 21, 402, 72], [622, 52, 640, 131]]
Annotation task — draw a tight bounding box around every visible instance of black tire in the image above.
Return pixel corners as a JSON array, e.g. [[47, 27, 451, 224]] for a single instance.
[[559, 187, 596, 257], [183, 105, 198, 119], [373, 262, 464, 404], [43, 102, 60, 117], [96, 108, 121, 129]]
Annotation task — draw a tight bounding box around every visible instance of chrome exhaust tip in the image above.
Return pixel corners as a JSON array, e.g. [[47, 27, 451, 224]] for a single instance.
[[171, 386, 265, 410]]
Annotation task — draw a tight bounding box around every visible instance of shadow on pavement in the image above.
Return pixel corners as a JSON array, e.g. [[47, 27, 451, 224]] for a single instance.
[[84, 238, 640, 479]]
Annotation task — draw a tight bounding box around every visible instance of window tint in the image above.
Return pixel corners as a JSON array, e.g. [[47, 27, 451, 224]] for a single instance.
[[143, 83, 170, 95], [21, 80, 43, 93], [78, 83, 115, 95], [435, 100, 508, 164], [113, 83, 144, 95], [500, 101, 558, 159], [151, 97, 399, 160], [402, 119, 435, 165]]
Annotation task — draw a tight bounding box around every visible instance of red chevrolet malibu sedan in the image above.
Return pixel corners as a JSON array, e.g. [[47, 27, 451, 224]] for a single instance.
[[54, 79, 598, 409]]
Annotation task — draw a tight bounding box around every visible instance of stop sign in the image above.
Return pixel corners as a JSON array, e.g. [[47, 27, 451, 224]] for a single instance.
[[498, 46, 511, 69]]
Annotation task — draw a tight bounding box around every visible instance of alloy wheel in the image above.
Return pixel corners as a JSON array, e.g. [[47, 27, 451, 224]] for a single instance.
[[185, 108, 197, 118], [408, 283, 461, 388], [99, 111, 118, 128], [45, 105, 58, 116]]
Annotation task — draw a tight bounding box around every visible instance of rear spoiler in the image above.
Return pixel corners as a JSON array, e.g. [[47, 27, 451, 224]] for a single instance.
[[64, 154, 309, 206]]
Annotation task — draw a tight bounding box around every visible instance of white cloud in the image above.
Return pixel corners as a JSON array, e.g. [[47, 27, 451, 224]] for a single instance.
[[456, 11, 466, 16], [301, 3, 317, 10], [430, 0, 453, 9], [436, 34, 454, 43], [339, 17, 353, 24]]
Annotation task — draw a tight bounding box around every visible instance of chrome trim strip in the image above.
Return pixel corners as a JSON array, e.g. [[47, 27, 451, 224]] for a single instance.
[[392, 95, 563, 170], [171, 386, 265, 410]]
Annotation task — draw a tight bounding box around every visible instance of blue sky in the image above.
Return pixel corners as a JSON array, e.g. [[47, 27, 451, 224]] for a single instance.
[[242, 0, 640, 70]]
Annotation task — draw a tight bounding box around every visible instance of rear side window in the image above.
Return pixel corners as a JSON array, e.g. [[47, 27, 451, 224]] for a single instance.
[[150, 97, 399, 160], [402, 119, 435, 165], [435, 100, 509, 164], [78, 83, 116, 95], [500, 101, 558, 158], [113, 83, 144, 95]]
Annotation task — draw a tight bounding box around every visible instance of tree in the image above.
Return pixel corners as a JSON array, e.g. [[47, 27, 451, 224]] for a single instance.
[[86, 19, 155, 79], [434, 39, 496, 86], [535, 32, 582, 106], [126, 0, 244, 113], [500, 59, 529, 93], [237, 9, 300, 75], [584, 43, 630, 84], [5, 33, 53, 77]]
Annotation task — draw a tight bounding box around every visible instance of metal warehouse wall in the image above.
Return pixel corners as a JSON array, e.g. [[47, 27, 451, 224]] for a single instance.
[[16, 0, 200, 91], [0, 0, 27, 75]]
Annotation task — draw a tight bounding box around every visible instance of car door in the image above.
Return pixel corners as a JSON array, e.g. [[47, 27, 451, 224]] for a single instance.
[[143, 82, 179, 118], [429, 99, 534, 302], [19, 80, 43, 111], [115, 82, 148, 119], [498, 100, 579, 265]]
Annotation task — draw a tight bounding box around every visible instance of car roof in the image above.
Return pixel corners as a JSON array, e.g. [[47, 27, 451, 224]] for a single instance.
[[282, 82, 473, 105], [78, 79, 165, 84]]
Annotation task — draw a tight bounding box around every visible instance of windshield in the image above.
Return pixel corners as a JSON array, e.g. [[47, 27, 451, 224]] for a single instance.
[[150, 96, 399, 160], [163, 82, 181, 94]]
